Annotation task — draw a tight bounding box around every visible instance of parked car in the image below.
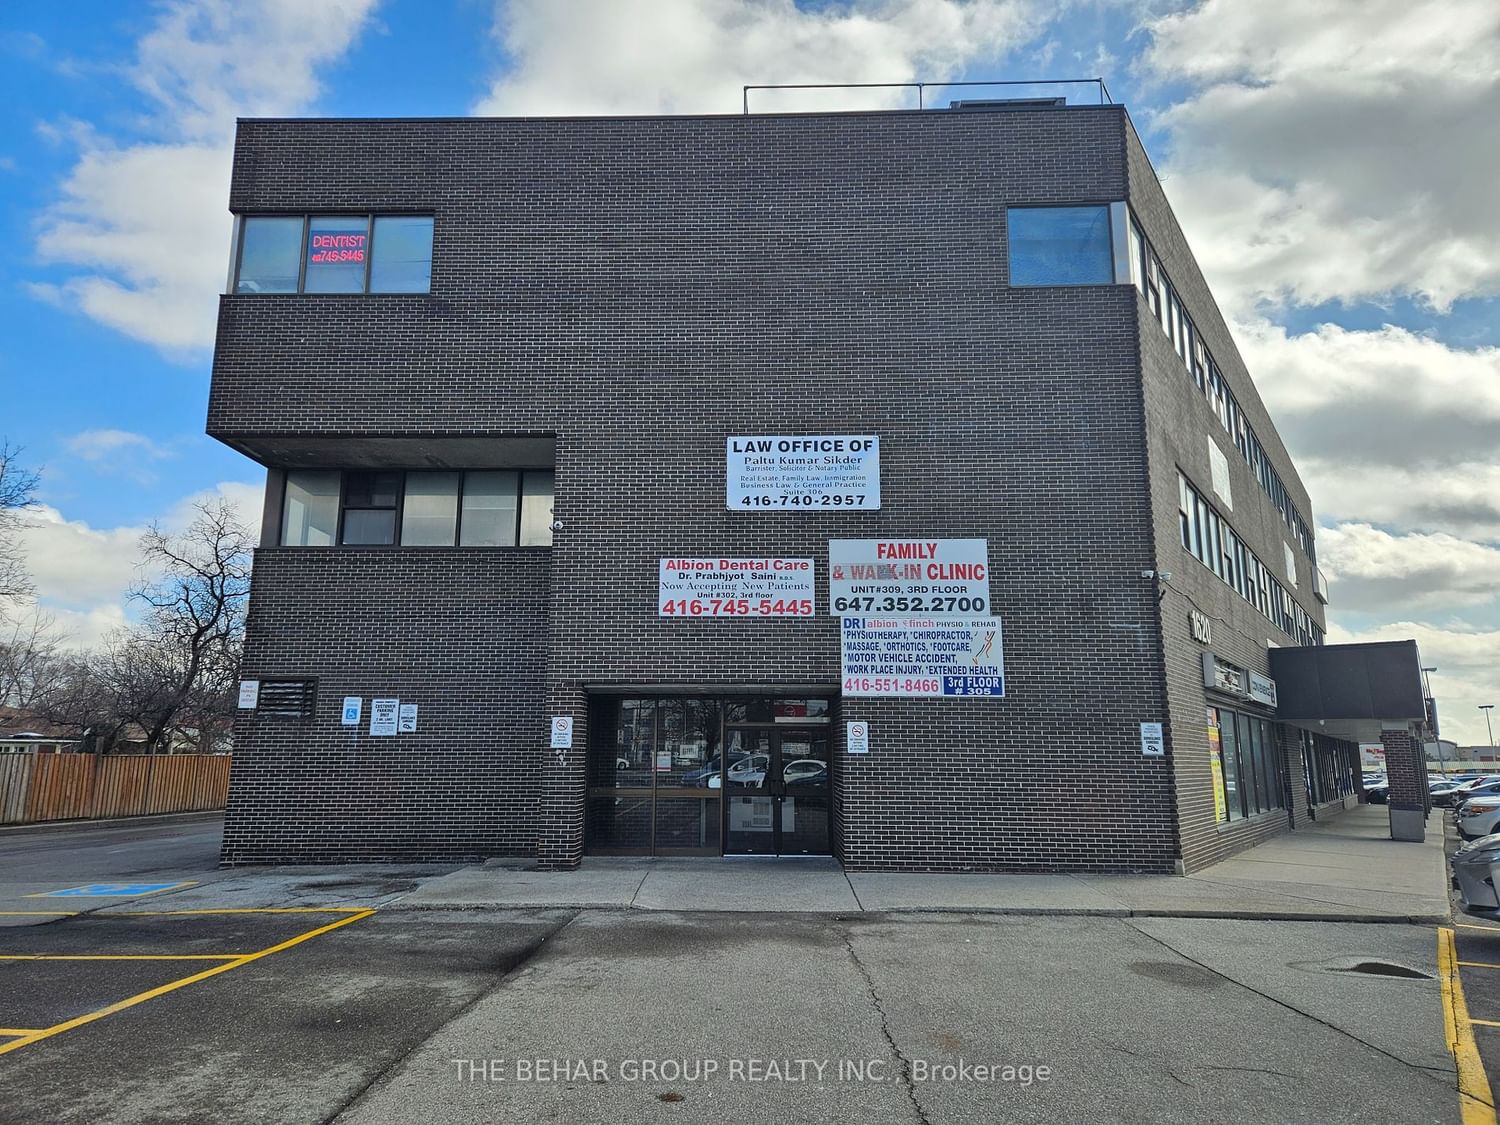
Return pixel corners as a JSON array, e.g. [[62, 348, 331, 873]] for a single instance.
[[681, 750, 750, 788], [726, 753, 771, 787], [1441, 777, 1500, 808], [1458, 800, 1500, 840], [783, 759, 829, 786], [1453, 834, 1500, 918]]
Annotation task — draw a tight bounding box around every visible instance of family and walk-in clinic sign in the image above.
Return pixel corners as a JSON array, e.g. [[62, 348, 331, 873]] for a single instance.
[[832, 539, 1003, 698], [726, 435, 880, 510]]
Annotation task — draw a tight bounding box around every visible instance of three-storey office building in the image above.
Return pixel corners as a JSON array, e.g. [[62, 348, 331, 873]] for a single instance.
[[209, 98, 1377, 872]]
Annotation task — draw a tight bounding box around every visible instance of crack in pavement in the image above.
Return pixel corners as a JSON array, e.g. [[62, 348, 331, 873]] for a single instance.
[[1124, 919, 1464, 1091], [322, 910, 582, 1125], [841, 925, 930, 1125]]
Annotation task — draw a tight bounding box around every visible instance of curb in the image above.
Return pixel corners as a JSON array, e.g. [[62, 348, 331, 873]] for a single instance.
[[0, 810, 225, 834]]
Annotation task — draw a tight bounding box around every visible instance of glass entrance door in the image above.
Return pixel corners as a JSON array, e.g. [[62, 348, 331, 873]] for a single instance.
[[724, 728, 831, 856]]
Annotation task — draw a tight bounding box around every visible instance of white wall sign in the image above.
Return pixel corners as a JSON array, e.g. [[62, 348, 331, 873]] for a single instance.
[[840, 616, 1004, 698], [1140, 722, 1166, 757], [550, 716, 574, 749], [847, 721, 870, 754], [828, 539, 989, 616], [398, 704, 419, 733], [1247, 671, 1278, 708], [1188, 610, 1213, 646], [727, 435, 880, 511], [369, 698, 399, 737], [659, 558, 815, 617], [1208, 439, 1233, 510], [237, 681, 259, 710], [341, 697, 363, 726]]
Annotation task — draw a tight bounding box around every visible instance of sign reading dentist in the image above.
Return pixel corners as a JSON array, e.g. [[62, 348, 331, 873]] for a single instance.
[[727, 435, 880, 510]]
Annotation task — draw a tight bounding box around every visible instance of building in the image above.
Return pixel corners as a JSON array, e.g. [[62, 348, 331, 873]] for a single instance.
[[208, 94, 1422, 872]]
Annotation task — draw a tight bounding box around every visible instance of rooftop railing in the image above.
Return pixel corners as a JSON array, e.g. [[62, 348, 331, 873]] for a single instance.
[[742, 78, 1113, 115]]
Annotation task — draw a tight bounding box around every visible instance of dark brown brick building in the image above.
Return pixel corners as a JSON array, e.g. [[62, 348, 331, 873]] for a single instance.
[[209, 98, 1366, 873]]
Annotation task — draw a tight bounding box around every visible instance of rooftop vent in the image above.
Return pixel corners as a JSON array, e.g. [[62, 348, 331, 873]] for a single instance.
[[949, 97, 1067, 110]]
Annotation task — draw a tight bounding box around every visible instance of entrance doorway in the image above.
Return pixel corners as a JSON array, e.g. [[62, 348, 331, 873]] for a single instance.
[[585, 694, 834, 857], [723, 727, 831, 856]]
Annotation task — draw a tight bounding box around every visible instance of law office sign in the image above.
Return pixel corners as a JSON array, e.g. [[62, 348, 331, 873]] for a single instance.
[[840, 616, 1004, 698], [828, 539, 989, 616], [726, 435, 880, 510]]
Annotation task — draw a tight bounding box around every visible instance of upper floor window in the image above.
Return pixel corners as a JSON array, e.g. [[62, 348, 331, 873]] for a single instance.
[[281, 469, 553, 547], [1007, 205, 1113, 287], [233, 215, 433, 295]]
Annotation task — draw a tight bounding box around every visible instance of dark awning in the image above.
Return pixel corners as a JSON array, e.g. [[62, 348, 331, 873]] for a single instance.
[[1268, 640, 1425, 740]]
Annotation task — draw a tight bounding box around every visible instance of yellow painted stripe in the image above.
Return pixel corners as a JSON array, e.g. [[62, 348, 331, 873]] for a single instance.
[[0, 911, 79, 916], [1474, 1020, 1500, 1029], [0, 908, 375, 1057], [1440, 927, 1499, 1125], [0, 954, 244, 961], [1461, 962, 1500, 971], [114, 907, 369, 916], [0, 1029, 43, 1036], [1456, 923, 1500, 933]]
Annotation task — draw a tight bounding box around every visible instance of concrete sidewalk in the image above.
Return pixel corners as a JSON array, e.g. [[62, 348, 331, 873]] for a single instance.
[[389, 803, 1451, 923]]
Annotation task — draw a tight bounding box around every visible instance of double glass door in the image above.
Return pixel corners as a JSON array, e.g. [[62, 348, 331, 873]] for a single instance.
[[723, 728, 831, 856]]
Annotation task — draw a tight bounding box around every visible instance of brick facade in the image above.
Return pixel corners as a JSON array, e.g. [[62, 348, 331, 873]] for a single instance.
[[211, 105, 1331, 872]]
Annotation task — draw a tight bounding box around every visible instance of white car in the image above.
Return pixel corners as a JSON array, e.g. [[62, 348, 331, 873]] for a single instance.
[[1458, 799, 1500, 840], [726, 753, 770, 787]]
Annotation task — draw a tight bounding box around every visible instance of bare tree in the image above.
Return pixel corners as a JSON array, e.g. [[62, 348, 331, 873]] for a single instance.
[[117, 499, 254, 752], [0, 612, 65, 713], [0, 441, 40, 607]]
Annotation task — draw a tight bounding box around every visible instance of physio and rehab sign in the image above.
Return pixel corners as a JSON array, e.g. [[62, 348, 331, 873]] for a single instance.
[[727, 436, 880, 510], [828, 539, 989, 615], [659, 558, 816, 617], [840, 616, 1005, 698]]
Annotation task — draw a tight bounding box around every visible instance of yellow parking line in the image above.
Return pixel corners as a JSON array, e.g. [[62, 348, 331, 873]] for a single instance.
[[0, 908, 375, 1057], [1456, 923, 1500, 933], [0, 954, 244, 961], [1440, 927, 1499, 1124], [1461, 962, 1500, 971], [1475, 1020, 1500, 1029], [0, 1029, 43, 1036]]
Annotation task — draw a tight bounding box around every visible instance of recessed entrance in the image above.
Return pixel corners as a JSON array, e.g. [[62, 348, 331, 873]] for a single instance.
[[585, 695, 834, 858]]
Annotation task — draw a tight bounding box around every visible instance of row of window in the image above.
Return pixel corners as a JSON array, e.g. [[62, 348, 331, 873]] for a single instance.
[[1209, 706, 1285, 823], [282, 469, 554, 548], [234, 215, 434, 295], [1179, 472, 1322, 646], [1127, 216, 1316, 561]]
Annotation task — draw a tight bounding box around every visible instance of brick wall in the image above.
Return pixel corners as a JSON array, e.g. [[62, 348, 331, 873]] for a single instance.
[[222, 549, 548, 864]]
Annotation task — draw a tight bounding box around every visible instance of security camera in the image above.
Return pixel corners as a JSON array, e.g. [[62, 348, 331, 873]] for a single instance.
[[550, 519, 564, 531], [1140, 570, 1155, 579], [1158, 572, 1172, 582]]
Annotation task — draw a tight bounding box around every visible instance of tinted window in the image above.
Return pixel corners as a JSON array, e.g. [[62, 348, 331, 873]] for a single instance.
[[401, 472, 459, 546], [305, 216, 369, 294], [460, 471, 520, 546], [282, 470, 340, 546], [236, 217, 303, 294], [1007, 206, 1113, 286], [370, 216, 434, 293], [518, 470, 555, 547]]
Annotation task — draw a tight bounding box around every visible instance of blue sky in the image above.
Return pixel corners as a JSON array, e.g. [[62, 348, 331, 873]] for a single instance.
[[2, 0, 1498, 743]]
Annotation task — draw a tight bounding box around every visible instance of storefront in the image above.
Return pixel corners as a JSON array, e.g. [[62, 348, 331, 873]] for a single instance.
[[586, 695, 835, 857]]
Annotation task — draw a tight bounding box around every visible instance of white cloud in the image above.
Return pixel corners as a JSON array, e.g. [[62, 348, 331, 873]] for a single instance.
[[1318, 524, 1500, 613], [65, 428, 173, 462], [1140, 0, 1500, 316], [12, 479, 262, 651], [476, 0, 1047, 116], [31, 0, 379, 353], [1326, 619, 1500, 748]]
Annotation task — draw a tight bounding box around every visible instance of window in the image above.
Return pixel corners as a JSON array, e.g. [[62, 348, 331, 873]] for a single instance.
[[281, 469, 553, 547], [233, 215, 433, 294], [282, 470, 340, 546], [1007, 205, 1113, 286]]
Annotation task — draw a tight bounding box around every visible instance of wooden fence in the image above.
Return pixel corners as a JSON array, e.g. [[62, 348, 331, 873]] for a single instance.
[[0, 753, 231, 825]]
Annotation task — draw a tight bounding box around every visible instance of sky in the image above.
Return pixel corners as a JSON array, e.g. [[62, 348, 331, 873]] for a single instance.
[[1, 0, 1498, 745]]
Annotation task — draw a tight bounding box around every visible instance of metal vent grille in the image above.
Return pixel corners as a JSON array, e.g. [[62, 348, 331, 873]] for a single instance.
[[257, 679, 317, 721]]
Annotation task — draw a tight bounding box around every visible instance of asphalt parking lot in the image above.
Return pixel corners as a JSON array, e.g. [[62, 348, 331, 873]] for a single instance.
[[0, 813, 1482, 1124]]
